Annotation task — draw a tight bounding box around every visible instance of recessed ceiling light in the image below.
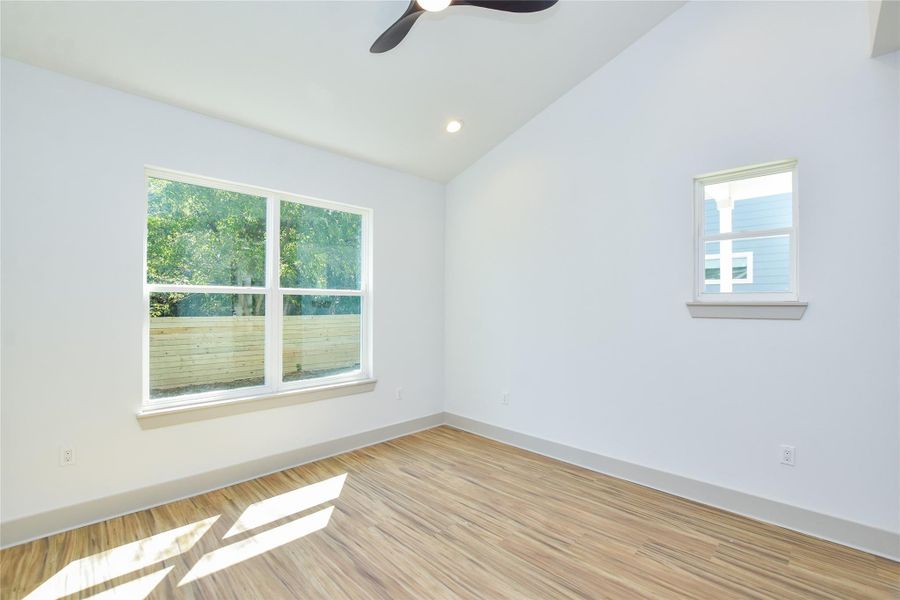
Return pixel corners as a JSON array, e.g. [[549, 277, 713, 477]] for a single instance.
[[417, 0, 452, 12], [446, 120, 463, 134]]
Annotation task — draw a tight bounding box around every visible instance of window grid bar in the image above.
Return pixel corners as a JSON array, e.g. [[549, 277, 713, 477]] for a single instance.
[[147, 284, 267, 294], [279, 288, 364, 297], [701, 227, 793, 243]]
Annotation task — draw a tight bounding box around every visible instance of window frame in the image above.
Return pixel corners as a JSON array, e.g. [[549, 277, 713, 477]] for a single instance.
[[693, 159, 799, 303], [142, 166, 373, 411]]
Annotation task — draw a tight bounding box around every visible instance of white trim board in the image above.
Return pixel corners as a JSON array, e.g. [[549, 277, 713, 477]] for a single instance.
[[686, 302, 808, 320], [0, 413, 444, 549], [444, 413, 900, 562], [3, 412, 897, 562], [137, 379, 377, 428]]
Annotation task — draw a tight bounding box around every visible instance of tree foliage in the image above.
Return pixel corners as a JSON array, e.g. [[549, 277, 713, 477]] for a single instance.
[[279, 201, 360, 290], [280, 200, 361, 316], [147, 178, 361, 317]]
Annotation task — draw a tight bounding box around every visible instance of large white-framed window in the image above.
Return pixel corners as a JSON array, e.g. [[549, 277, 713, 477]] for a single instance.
[[694, 159, 798, 303], [143, 167, 372, 411]]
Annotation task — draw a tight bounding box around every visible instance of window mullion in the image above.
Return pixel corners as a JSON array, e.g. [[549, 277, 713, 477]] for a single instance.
[[265, 195, 281, 391]]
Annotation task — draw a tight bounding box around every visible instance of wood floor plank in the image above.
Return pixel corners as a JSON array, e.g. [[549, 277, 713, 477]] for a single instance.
[[1, 426, 897, 599]]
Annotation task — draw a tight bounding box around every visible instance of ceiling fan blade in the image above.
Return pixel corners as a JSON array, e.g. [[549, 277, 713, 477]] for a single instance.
[[451, 0, 558, 13], [370, 1, 425, 53]]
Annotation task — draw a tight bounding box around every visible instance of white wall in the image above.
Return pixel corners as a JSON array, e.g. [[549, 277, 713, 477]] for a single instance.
[[3, 0, 899, 550], [0, 59, 445, 523], [445, 1, 900, 534]]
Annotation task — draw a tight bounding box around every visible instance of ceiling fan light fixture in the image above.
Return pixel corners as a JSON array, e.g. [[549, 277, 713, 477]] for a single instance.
[[371, 0, 558, 54], [446, 119, 463, 133], [417, 0, 452, 12]]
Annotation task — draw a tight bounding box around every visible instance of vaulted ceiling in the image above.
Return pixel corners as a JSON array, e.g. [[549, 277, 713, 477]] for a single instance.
[[1, 1, 683, 181]]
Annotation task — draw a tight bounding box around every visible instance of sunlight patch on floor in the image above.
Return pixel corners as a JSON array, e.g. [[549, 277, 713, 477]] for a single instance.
[[21, 473, 349, 598], [179, 506, 335, 585], [224, 473, 346, 538], [24, 516, 218, 600], [81, 566, 174, 600]]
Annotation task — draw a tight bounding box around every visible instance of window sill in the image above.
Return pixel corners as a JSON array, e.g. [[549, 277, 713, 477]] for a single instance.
[[686, 302, 807, 320], [136, 378, 377, 429]]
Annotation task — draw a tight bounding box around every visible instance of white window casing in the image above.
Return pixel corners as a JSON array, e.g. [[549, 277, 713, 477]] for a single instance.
[[688, 159, 807, 320], [140, 166, 374, 420]]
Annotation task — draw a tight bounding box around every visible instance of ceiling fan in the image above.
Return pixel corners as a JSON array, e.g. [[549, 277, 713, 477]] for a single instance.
[[370, 0, 559, 54]]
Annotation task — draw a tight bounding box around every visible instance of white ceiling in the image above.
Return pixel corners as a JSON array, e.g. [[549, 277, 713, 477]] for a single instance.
[[1, 1, 683, 182]]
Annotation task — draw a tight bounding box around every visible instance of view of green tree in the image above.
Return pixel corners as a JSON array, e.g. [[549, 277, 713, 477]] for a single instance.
[[147, 177, 267, 286], [147, 178, 362, 317], [150, 292, 265, 318], [280, 201, 361, 291], [283, 295, 360, 316], [147, 177, 267, 316]]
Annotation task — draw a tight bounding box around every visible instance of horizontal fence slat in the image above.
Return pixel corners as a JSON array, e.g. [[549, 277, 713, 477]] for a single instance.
[[149, 314, 360, 392]]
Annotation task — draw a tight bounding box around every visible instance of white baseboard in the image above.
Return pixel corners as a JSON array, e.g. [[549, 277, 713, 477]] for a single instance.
[[444, 413, 900, 562], [0, 413, 444, 549], [4, 410, 897, 563]]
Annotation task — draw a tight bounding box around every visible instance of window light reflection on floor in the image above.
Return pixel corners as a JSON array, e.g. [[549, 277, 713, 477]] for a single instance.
[[224, 473, 346, 538], [179, 505, 335, 585], [24, 517, 218, 600], [23, 473, 348, 598], [81, 566, 174, 600]]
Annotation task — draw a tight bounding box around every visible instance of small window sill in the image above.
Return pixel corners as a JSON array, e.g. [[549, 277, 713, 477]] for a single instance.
[[137, 378, 377, 429], [686, 302, 807, 320]]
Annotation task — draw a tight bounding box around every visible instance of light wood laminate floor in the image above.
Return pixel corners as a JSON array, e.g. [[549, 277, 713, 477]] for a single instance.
[[2, 426, 898, 599]]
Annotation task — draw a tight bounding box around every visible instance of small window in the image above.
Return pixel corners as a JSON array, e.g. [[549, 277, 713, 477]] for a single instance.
[[144, 168, 371, 410], [694, 160, 797, 302]]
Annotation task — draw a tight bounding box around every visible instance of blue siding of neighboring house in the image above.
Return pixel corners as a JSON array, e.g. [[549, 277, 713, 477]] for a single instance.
[[704, 193, 791, 293]]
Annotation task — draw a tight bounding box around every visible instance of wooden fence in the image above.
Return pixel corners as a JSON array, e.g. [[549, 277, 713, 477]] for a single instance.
[[150, 315, 360, 394]]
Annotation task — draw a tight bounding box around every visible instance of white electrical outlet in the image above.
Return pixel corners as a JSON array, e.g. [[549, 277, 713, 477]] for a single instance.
[[501, 392, 510, 406], [395, 387, 403, 401], [780, 444, 796, 466], [60, 447, 75, 467]]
